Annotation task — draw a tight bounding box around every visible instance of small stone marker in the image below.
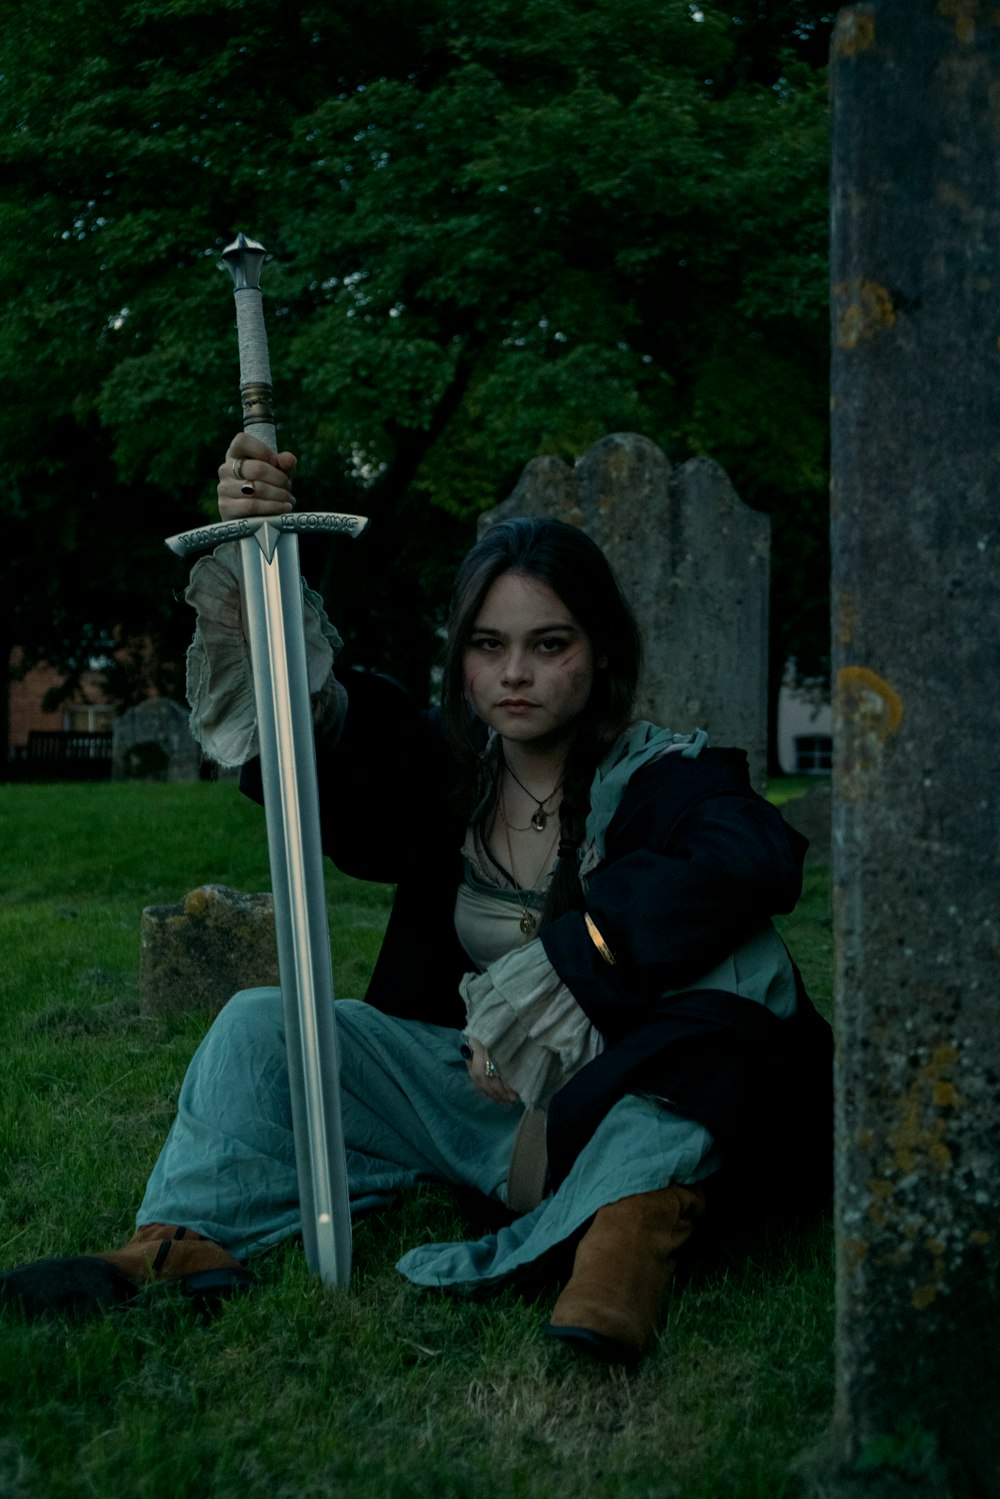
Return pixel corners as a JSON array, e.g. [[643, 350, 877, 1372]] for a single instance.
[[113, 698, 201, 782], [480, 433, 770, 787], [140, 884, 278, 1016], [819, 5, 1000, 1495]]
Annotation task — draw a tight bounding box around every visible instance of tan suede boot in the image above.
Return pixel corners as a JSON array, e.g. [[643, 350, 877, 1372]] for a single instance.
[[546, 1184, 706, 1362], [0, 1224, 250, 1320], [96, 1223, 246, 1284]]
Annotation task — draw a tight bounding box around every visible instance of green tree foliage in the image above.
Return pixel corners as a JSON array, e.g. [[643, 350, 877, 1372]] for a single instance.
[[0, 0, 832, 730]]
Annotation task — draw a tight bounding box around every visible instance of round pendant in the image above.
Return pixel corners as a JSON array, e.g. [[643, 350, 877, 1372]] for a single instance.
[[531, 810, 547, 831], [519, 912, 536, 935]]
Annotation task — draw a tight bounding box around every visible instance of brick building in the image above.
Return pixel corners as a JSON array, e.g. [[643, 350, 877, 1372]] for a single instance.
[[7, 650, 119, 779]]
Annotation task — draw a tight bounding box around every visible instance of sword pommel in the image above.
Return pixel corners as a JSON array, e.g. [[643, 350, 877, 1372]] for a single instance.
[[222, 232, 268, 291]]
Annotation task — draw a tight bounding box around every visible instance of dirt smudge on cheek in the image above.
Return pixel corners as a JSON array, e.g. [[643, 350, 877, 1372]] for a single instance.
[[556, 646, 595, 694]]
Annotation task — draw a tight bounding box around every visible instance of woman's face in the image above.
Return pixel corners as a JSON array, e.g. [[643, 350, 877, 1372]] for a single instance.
[[462, 571, 599, 754]]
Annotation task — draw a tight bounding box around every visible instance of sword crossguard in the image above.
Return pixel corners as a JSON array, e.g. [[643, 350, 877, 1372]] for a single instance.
[[165, 511, 370, 561]]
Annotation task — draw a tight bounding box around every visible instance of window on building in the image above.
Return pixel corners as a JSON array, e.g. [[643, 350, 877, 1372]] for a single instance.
[[65, 705, 114, 734], [794, 734, 832, 773]]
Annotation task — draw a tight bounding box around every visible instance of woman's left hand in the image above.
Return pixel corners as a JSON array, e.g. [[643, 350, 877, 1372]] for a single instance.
[[464, 1037, 519, 1106]]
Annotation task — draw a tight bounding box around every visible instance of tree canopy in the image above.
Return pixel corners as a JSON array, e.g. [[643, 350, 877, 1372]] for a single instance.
[[0, 0, 834, 742]]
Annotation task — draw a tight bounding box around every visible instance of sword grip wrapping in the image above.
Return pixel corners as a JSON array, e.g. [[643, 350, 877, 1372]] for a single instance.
[[232, 283, 277, 451], [223, 236, 278, 451]]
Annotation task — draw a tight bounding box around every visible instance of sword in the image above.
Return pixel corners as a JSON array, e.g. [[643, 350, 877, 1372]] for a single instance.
[[165, 233, 362, 1288]]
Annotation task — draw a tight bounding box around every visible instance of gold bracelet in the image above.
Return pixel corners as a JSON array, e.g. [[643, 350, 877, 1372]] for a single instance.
[[584, 912, 616, 965]]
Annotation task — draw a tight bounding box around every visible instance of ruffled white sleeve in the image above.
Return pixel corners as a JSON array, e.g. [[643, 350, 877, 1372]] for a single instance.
[[184, 542, 346, 767], [460, 940, 604, 1109]]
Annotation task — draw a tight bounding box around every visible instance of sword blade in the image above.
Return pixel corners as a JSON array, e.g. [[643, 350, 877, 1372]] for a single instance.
[[242, 528, 352, 1287]]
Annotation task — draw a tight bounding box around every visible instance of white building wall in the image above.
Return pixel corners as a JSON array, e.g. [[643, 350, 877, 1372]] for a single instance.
[[777, 679, 833, 775]]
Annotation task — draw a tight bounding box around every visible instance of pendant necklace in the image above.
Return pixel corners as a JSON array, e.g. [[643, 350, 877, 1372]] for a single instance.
[[500, 789, 559, 935], [502, 755, 563, 832]]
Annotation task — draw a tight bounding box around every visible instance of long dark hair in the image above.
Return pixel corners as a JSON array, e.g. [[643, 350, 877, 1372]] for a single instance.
[[441, 516, 643, 922]]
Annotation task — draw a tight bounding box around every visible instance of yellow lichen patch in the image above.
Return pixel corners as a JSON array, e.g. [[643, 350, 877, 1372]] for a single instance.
[[834, 8, 876, 56], [938, 0, 980, 44], [835, 666, 905, 802], [837, 592, 860, 647], [184, 888, 211, 917], [869, 1177, 893, 1199], [886, 1043, 962, 1178], [888, 1113, 942, 1176], [913, 1284, 938, 1310], [837, 667, 904, 741], [970, 1230, 992, 1246], [893, 1143, 918, 1175], [927, 1043, 959, 1072], [842, 1237, 869, 1269], [834, 279, 896, 350], [932, 1081, 960, 1108], [936, 179, 974, 214], [926, 1238, 947, 1257]]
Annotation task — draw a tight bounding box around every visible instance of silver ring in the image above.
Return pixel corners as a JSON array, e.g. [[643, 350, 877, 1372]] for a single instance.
[[483, 1057, 498, 1079], [232, 459, 246, 481]]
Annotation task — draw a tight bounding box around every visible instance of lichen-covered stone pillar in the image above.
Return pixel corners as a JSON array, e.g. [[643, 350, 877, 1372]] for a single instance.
[[824, 5, 1000, 1495]]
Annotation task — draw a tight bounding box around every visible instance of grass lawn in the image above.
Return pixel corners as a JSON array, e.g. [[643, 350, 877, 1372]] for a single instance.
[[0, 777, 834, 1499]]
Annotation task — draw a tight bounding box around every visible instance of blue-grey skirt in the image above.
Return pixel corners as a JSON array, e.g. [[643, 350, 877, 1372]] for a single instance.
[[139, 989, 716, 1291]]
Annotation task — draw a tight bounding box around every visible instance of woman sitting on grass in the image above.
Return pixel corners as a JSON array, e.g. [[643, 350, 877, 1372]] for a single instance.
[[0, 435, 832, 1362]]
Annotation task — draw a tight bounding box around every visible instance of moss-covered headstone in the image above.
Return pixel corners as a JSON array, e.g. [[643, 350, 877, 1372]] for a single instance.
[[140, 884, 279, 1016], [112, 698, 201, 782]]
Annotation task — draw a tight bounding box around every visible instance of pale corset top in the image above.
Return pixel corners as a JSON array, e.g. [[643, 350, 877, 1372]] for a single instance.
[[453, 823, 550, 971]]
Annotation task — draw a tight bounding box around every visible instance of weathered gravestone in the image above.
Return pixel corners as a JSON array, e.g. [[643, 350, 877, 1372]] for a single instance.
[[112, 697, 201, 782], [480, 433, 770, 788], [140, 884, 279, 1016], [814, 6, 1000, 1495]]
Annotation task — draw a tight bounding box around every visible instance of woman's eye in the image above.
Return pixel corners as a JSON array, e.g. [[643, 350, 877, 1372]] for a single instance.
[[537, 637, 569, 654], [471, 637, 501, 653]]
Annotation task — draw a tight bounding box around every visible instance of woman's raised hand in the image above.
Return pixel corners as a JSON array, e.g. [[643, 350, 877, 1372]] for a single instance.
[[217, 432, 297, 519]]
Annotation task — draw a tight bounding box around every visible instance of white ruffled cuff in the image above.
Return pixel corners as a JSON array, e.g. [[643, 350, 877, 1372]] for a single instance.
[[460, 941, 604, 1109], [184, 542, 345, 767]]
